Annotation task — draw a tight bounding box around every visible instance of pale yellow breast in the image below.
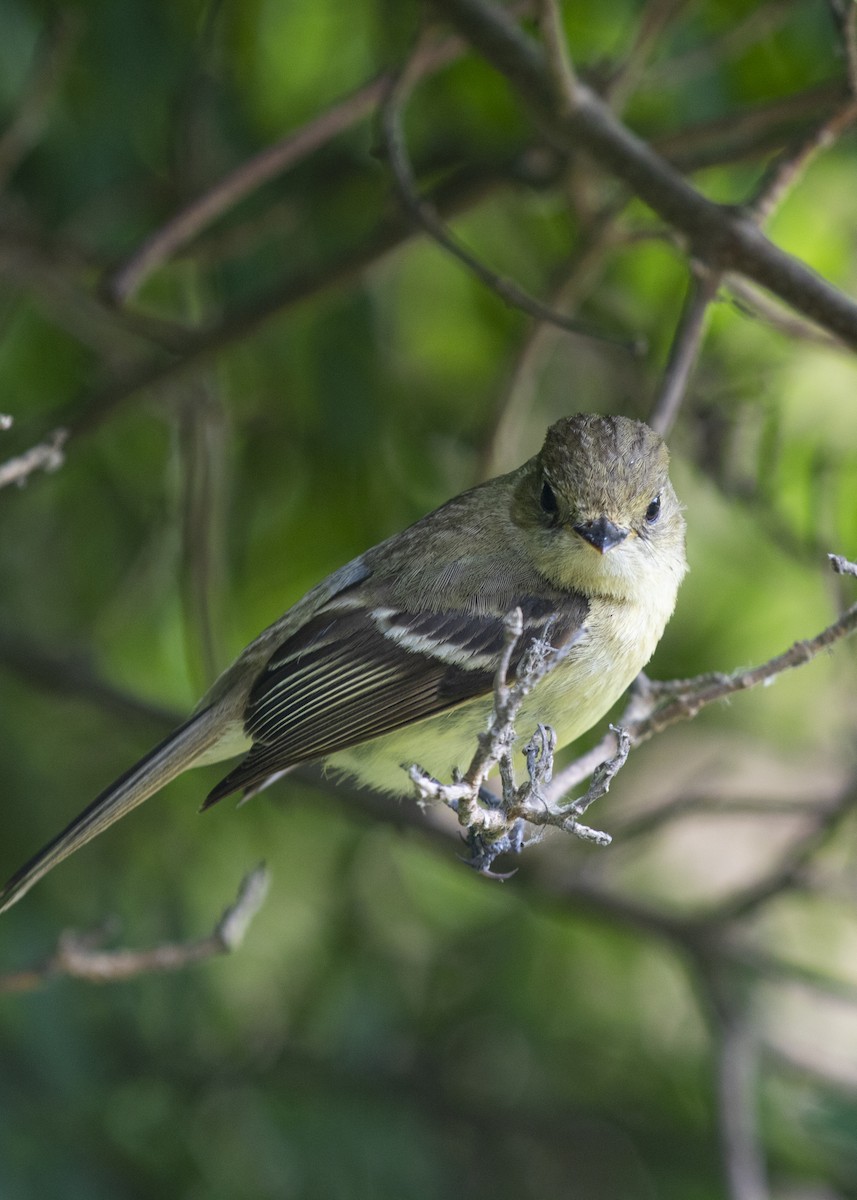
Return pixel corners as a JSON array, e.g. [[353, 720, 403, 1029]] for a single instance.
[[326, 593, 671, 797]]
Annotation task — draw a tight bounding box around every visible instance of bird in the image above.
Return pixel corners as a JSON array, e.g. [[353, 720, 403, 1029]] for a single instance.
[[0, 413, 687, 912]]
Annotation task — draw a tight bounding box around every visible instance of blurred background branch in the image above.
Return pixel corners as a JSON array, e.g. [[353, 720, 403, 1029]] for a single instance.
[[0, 865, 269, 993]]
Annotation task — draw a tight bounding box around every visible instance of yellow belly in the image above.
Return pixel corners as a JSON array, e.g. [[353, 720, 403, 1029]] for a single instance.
[[326, 594, 666, 796]]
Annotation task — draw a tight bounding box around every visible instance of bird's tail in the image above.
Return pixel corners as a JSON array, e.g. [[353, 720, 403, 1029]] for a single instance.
[[0, 707, 225, 915]]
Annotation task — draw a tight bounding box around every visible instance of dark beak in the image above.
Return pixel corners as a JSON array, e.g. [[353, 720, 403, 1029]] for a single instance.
[[573, 516, 628, 554]]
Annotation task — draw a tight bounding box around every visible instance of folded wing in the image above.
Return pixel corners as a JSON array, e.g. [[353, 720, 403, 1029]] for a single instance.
[[204, 591, 588, 805]]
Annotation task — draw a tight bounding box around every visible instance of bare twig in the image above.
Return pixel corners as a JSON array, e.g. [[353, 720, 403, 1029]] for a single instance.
[[655, 81, 845, 172], [725, 277, 845, 350], [635, 597, 857, 737], [550, 554, 857, 800], [648, 266, 720, 436], [749, 97, 857, 226], [612, 792, 831, 843], [603, 0, 690, 113], [12, 158, 538, 462], [477, 205, 627, 480], [0, 865, 269, 993], [566, 726, 631, 820], [380, 46, 632, 349], [0, 227, 189, 359], [645, 1, 800, 93], [535, 0, 582, 114], [706, 787, 856, 925], [407, 610, 620, 873], [649, 46, 857, 434], [429, 0, 857, 349], [408, 607, 555, 808], [0, 427, 67, 490], [104, 34, 473, 302], [829, 0, 857, 97], [830, 553, 857, 579], [727, 943, 857, 1007]]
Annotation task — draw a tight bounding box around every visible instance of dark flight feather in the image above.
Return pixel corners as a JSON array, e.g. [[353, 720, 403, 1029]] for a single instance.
[[204, 592, 589, 806]]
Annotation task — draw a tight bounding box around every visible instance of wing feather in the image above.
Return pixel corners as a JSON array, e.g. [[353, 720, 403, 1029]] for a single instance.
[[205, 592, 588, 805]]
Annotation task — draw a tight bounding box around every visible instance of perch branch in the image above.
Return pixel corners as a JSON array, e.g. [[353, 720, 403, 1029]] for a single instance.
[[407, 554, 857, 875], [407, 609, 622, 875], [550, 553, 857, 802], [830, 553, 857, 579]]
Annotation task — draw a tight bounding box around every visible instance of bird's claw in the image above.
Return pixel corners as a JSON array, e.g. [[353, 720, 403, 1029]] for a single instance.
[[458, 818, 526, 879]]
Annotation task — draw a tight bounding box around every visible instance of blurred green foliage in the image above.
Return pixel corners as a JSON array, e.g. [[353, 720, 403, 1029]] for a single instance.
[[2, 0, 857, 1197]]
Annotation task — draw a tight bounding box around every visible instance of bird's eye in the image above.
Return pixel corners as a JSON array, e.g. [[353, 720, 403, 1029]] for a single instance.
[[540, 480, 559, 517], [645, 495, 661, 524]]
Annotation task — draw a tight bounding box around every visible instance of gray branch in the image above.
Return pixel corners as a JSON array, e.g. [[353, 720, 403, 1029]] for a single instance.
[[0, 865, 269, 993], [408, 609, 624, 874], [429, 0, 857, 349]]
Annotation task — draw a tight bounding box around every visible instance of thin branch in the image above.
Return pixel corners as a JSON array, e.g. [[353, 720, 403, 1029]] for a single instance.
[[476, 205, 627, 480], [766, 1040, 857, 1101], [635, 596, 857, 738], [749, 99, 857, 226], [729, 943, 857, 1007], [380, 46, 633, 350], [650, 41, 857, 433], [409, 609, 550, 802], [428, 0, 857, 349], [648, 266, 720, 436], [830, 552, 857, 579], [646, 0, 800, 93], [549, 723, 631, 819], [550, 554, 857, 800], [0, 427, 67, 490], [725, 276, 845, 350], [711, 988, 771, 1200], [701, 788, 856, 926], [654, 81, 846, 173], [846, 0, 857, 94], [9, 159, 542, 463], [535, 0, 582, 114], [408, 611, 621, 874], [104, 34, 472, 302], [0, 865, 269, 993], [603, 0, 691, 113], [828, 0, 857, 97], [612, 792, 832, 843], [0, 225, 189, 359]]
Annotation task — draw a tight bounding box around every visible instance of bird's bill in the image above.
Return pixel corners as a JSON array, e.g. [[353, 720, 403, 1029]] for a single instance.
[[572, 517, 629, 554]]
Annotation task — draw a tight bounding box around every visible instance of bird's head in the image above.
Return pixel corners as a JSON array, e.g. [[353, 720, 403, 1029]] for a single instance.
[[513, 413, 687, 601]]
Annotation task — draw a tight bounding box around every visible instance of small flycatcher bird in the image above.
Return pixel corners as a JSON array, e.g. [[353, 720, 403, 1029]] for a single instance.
[[0, 413, 686, 912]]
